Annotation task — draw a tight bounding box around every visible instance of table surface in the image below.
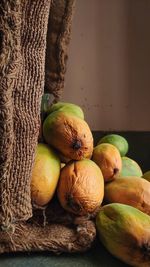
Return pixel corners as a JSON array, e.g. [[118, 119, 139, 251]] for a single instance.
[[0, 241, 128, 267], [0, 131, 149, 267]]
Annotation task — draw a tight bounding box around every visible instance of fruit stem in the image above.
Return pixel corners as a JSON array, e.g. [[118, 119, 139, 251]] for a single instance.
[[113, 168, 119, 175], [72, 139, 82, 150], [66, 193, 82, 213]]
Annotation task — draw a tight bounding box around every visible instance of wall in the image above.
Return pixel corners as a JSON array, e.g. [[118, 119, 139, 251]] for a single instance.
[[62, 0, 150, 131]]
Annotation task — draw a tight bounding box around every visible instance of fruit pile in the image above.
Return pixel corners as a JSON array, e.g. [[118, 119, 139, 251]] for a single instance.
[[31, 97, 150, 266]]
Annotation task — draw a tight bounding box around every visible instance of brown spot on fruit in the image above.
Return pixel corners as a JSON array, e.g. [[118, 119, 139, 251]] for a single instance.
[[72, 139, 82, 150]]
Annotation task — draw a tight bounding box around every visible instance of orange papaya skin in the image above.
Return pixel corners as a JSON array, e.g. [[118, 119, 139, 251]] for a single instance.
[[104, 176, 150, 216]]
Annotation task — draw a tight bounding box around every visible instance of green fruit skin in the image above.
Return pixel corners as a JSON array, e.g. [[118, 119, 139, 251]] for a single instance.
[[120, 156, 143, 177], [143, 171, 150, 182], [98, 134, 128, 156], [46, 101, 84, 120], [43, 110, 60, 138], [96, 203, 150, 267], [37, 143, 61, 179]]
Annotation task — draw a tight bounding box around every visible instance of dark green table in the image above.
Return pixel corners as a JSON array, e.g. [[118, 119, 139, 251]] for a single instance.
[[0, 241, 128, 267], [0, 132, 149, 267]]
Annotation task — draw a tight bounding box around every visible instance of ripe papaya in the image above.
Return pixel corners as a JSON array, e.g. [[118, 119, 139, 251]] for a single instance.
[[104, 176, 150, 215], [43, 111, 93, 160], [92, 143, 122, 182], [96, 203, 150, 267]]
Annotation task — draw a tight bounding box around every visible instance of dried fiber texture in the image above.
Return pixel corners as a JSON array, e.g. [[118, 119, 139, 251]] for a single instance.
[[0, 0, 51, 229], [0, 220, 96, 254], [0, 0, 21, 230], [0, 0, 91, 255], [0, 200, 96, 253], [45, 0, 76, 101]]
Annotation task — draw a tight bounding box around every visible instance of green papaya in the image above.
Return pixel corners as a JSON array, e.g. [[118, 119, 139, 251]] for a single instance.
[[96, 203, 150, 267], [120, 156, 143, 177], [49, 102, 84, 119], [42, 97, 84, 119], [97, 134, 129, 156]]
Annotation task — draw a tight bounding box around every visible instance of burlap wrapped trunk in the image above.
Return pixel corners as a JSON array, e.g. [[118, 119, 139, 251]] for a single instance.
[[0, 0, 96, 253]]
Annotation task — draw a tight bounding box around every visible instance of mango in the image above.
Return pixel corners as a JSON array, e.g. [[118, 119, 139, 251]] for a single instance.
[[104, 176, 150, 215], [120, 156, 143, 177], [31, 143, 60, 206], [92, 143, 122, 182], [43, 111, 93, 160], [98, 134, 129, 156], [96, 203, 150, 267]]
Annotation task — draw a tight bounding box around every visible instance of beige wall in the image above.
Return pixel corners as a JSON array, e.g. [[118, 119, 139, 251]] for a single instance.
[[62, 0, 150, 131]]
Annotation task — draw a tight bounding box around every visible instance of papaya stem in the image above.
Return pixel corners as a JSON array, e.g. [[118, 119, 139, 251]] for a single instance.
[[72, 139, 82, 150], [113, 168, 119, 175], [66, 193, 82, 213]]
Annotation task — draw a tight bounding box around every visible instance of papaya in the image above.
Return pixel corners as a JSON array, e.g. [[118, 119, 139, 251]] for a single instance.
[[92, 143, 122, 182], [31, 143, 60, 206], [104, 176, 150, 215], [97, 134, 129, 156], [119, 156, 143, 177], [57, 159, 104, 215], [43, 111, 93, 160], [143, 170, 150, 182], [96, 203, 150, 267], [46, 101, 84, 120], [41, 95, 84, 120]]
